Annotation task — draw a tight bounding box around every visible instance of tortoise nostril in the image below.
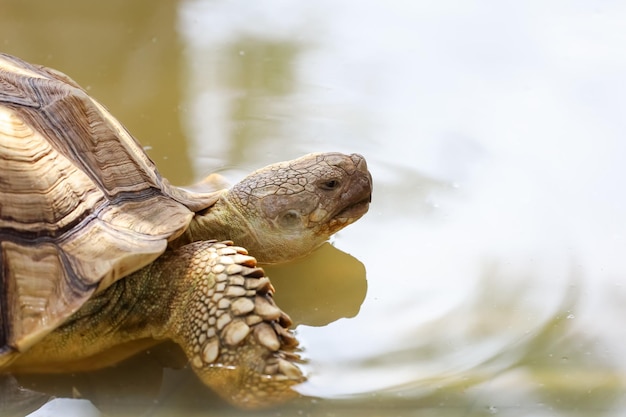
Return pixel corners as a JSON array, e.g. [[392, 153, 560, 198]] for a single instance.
[[324, 153, 349, 169], [350, 153, 368, 173]]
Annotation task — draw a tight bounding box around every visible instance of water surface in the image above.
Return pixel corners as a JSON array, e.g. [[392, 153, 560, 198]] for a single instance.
[[2, 1, 626, 416]]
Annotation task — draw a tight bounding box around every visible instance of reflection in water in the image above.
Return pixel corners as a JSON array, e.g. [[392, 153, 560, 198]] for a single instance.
[[226, 40, 300, 165], [1, 0, 195, 184], [178, 30, 306, 175], [0, 375, 49, 417], [266, 243, 367, 327], [15, 348, 172, 414]]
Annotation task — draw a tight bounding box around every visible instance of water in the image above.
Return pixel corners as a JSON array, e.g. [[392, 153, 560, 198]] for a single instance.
[[2, 1, 626, 416]]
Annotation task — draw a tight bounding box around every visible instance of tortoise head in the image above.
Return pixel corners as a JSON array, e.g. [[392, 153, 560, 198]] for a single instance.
[[217, 152, 372, 263]]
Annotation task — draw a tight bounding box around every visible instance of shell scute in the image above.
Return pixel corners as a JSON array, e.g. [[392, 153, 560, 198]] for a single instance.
[[0, 53, 215, 358]]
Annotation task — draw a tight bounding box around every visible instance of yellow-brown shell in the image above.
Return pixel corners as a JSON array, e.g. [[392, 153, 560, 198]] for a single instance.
[[0, 53, 219, 358]]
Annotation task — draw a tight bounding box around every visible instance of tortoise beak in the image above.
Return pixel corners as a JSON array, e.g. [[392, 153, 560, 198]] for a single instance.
[[351, 153, 373, 203], [333, 153, 372, 221]]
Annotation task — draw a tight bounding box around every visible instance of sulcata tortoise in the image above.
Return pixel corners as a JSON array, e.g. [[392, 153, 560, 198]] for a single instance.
[[0, 53, 372, 408]]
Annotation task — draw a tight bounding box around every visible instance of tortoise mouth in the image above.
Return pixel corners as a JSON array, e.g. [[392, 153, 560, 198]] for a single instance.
[[334, 190, 372, 221], [333, 170, 373, 221]]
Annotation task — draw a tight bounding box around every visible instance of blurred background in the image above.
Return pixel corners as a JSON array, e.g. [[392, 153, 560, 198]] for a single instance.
[[2, 1, 626, 416]]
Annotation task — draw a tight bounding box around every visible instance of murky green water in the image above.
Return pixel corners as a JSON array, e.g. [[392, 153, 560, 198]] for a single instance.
[[2, 1, 626, 416]]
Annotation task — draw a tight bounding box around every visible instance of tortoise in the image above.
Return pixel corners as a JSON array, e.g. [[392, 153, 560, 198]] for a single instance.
[[0, 53, 372, 408]]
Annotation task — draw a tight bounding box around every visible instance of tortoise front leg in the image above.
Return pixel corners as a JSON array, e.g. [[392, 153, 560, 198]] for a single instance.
[[162, 241, 305, 408]]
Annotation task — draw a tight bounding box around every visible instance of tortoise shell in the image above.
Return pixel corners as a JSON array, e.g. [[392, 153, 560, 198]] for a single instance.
[[0, 53, 218, 357]]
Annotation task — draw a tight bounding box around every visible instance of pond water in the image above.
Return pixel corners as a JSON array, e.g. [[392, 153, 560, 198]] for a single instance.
[[2, 1, 626, 416]]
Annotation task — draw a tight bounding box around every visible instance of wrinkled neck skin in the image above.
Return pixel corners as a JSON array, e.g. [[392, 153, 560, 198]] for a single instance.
[[173, 192, 311, 264]]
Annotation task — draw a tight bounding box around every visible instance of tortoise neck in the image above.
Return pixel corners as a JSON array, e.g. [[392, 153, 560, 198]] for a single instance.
[[170, 192, 260, 251]]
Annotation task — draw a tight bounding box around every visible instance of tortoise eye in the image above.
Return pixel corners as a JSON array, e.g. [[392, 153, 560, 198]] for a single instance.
[[320, 179, 340, 190]]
